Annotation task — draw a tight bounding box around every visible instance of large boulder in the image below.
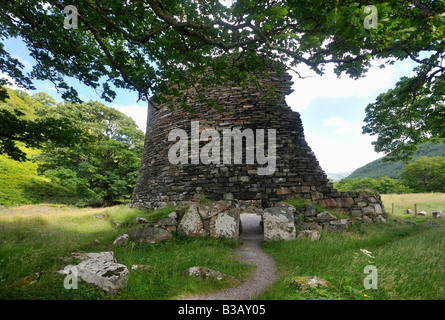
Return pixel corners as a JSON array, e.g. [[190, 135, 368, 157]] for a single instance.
[[198, 200, 235, 219], [178, 203, 206, 236], [209, 208, 240, 239], [127, 225, 173, 243], [74, 258, 129, 295], [58, 251, 128, 295], [263, 203, 296, 241]]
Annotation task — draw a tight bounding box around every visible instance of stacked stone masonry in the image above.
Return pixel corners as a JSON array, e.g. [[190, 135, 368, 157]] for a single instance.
[[120, 199, 386, 243], [131, 70, 385, 224]]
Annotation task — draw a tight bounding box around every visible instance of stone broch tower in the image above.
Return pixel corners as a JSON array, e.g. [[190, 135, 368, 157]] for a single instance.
[[131, 70, 385, 225]]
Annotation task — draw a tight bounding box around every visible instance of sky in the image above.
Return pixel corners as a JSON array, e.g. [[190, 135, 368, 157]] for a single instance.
[[1, 37, 416, 175]]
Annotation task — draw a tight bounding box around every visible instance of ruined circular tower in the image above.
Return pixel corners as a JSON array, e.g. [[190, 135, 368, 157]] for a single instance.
[[131, 70, 339, 209]]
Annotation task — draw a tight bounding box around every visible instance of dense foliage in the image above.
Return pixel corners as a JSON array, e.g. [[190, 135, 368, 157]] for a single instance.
[[0, 1, 443, 160], [34, 99, 144, 207], [334, 176, 412, 194], [400, 156, 445, 192], [336, 156, 445, 193], [348, 142, 445, 179], [0, 89, 78, 161], [0, 90, 144, 207]]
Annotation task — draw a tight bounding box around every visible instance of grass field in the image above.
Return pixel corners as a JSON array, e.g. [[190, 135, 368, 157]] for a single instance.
[[0, 204, 253, 300], [0, 194, 443, 300], [257, 193, 445, 300]]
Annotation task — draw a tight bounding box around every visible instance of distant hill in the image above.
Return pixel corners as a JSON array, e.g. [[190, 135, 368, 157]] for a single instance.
[[327, 171, 353, 182], [347, 142, 445, 180]]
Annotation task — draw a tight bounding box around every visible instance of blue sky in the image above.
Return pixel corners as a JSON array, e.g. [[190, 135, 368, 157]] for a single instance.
[[2, 36, 416, 174]]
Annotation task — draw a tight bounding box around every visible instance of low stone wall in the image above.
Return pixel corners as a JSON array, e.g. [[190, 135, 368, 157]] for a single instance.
[[315, 191, 386, 223], [143, 195, 387, 242]]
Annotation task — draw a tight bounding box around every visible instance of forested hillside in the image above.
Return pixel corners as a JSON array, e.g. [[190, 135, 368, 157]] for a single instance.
[[0, 89, 144, 207], [347, 142, 445, 179]]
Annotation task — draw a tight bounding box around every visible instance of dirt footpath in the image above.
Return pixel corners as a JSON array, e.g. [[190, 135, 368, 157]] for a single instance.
[[182, 213, 277, 300]]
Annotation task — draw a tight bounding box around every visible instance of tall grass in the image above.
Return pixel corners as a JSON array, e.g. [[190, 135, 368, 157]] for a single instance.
[[0, 204, 252, 300], [382, 193, 445, 218], [257, 193, 445, 300]]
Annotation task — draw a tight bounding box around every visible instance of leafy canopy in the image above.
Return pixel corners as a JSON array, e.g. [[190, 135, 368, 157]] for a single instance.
[[0, 88, 79, 161], [0, 0, 444, 159], [400, 156, 445, 192], [35, 99, 144, 207]]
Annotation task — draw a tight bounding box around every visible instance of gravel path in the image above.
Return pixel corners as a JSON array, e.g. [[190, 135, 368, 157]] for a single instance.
[[182, 213, 277, 300]]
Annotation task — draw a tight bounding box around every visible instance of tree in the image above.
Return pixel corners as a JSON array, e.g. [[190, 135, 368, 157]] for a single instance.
[[334, 176, 412, 194], [0, 1, 443, 157], [400, 156, 445, 192], [35, 100, 144, 207], [0, 88, 79, 161]]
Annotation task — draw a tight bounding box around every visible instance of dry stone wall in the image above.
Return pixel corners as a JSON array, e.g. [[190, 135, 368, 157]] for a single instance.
[[130, 70, 386, 225], [132, 71, 335, 208]]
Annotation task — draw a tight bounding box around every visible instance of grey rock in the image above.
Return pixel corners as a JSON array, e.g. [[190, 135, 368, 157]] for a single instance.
[[127, 226, 173, 243], [209, 208, 240, 239], [158, 217, 178, 226], [113, 234, 129, 246], [198, 200, 235, 219], [374, 215, 386, 223], [75, 258, 129, 295], [316, 211, 337, 221], [432, 210, 443, 219], [167, 211, 178, 219], [300, 222, 322, 232], [263, 206, 296, 241], [296, 230, 320, 241], [304, 204, 317, 217], [325, 219, 348, 232], [59, 251, 128, 295], [291, 276, 330, 289], [136, 217, 149, 224], [182, 266, 226, 281], [178, 203, 206, 236]]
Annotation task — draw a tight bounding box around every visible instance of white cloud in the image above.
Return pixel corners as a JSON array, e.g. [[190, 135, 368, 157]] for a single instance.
[[304, 116, 382, 173], [286, 59, 398, 111], [111, 104, 148, 132], [0, 73, 29, 92], [322, 116, 362, 134]]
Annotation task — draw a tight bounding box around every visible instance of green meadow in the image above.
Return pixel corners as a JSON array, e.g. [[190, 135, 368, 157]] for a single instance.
[[0, 193, 443, 300]]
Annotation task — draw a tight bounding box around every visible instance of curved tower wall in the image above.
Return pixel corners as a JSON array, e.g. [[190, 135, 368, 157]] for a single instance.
[[131, 71, 339, 209]]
